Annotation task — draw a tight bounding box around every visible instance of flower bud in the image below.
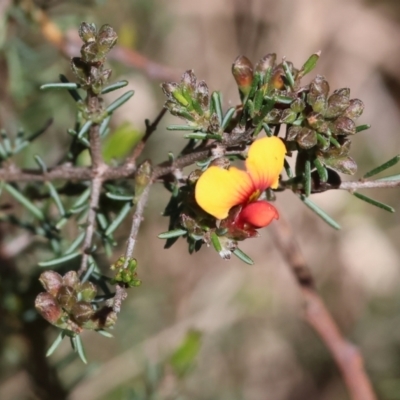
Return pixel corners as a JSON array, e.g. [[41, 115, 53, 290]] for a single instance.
[[57, 286, 77, 312], [308, 75, 330, 106], [297, 128, 317, 149], [196, 81, 209, 110], [325, 88, 350, 119], [63, 271, 80, 290], [264, 109, 281, 124], [181, 70, 197, 92], [35, 292, 63, 325], [270, 67, 285, 90], [71, 57, 89, 82], [96, 24, 118, 54], [79, 281, 97, 302], [208, 112, 220, 133], [286, 126, 302, 141], [134, 160, 152, 200], [311, 95, 327, 114], [78, 22, 97, 43], [161, 82, 179, 101], [71, 301, 95, 325], [280, 109, 297, 124], [255, 53, 276, 73], [290, 98, 306, 113], [232, 56, 254, 96], [343, 99, 364, 120], [103, 310, 118, 327], [81, 42, 98, 63], [307, 112, 327, 131], [39, 271, 63, 296], [333, 116, 356, 135]]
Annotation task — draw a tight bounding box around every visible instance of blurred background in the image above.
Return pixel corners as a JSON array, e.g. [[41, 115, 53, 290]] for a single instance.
[[1, 0, 400, 399]]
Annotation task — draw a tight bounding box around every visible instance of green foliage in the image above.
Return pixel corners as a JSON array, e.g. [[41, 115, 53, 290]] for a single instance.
[[169, 330, 202, 378], [102, 122, 142, 162]]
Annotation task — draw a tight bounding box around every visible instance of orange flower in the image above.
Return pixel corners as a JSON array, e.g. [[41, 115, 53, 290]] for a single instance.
[[195, 136, 286, 228]]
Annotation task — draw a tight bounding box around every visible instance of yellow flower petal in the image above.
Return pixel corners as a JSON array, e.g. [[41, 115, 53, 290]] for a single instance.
[[246, 136, 286, 189], [195, 166, 254, 220]]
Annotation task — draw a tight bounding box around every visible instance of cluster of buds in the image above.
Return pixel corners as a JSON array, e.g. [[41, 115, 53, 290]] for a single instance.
[[71, 22, 117, 94], [110, 257, 141, 288], [161, 71, 223, 134], [231, 54, 364, 177], [287, 76, 362, 176], [35, 271, 117, 334]]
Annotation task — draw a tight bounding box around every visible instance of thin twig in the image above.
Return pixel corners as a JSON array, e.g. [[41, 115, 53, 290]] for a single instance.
[[78, 175, 103, 276], [271, 216, 377, 400], [77, 87, 107, 275], [127, 108, 168, 163], [123, 183, 152, 267], [339, 179, 400, 190]]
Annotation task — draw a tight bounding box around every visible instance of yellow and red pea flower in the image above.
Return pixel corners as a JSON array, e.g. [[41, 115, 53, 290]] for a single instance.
[[195, 136, 286, 229]]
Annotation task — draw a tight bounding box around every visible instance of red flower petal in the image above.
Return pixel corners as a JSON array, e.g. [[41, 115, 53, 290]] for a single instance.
[[237, 200, 279, 228]]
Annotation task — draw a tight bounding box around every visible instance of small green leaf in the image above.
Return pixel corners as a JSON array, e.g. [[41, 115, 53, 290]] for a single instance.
[[184, 133, 207, 140], [96, 329, 114, 338], [233, 248, 254, 265], [300, 195, 341, 230], [105, 192, 134, 201], [81, 259, 97, 284], [158, 229, 187, 239], [282, 60, 295, 90], [106, 90, 135, 114], [77, 120, 93, 139], [313, 158, 328, 182], [64, 231, 85, 255], [353, 192, 395, 213], [211, 91, 223, 125], [40, 82, 79, 90], [210, 232, 222, 253], [59, 74, 82, 102], [329, 136, 341, 148], [39, 251, 81, 267], [101, 80, 128, 94], [105, 202, 132, 236], [73, 335, 87, 364], [363, 155, 400, 178], [167, 125, 196, 131], [263, 123, 272, 137], [304, 159, 311, 197], [221, 107, 235, 130], [272, 95, 294, 104], [46, 332, 66, 357], [356, 124, 371, 133], [297, 51, 321, 79], [284, 159, 293, 178], [99, 115, 111, 137], [5, 184, 44, 221]]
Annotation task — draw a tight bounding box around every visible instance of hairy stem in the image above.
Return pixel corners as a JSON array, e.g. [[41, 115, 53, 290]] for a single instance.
[[78, 90, 106, 276], [78, 175, 103, 276], [123, 183, 152, 267]]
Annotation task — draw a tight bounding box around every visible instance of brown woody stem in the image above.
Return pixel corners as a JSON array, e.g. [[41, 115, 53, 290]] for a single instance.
[[271, 217, 377, 400]]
